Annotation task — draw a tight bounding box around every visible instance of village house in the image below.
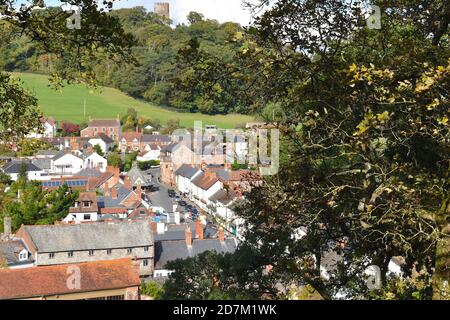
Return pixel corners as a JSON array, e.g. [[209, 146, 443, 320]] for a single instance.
[[16, 220, 154, 277], [88, 133, 115, 154], [160, 142, 195, 186], [190, 171, 223, 211], [174, 164, 202, 196], [120, 131, 171, 153], [0, 258, 141, 300], [26, 117, 58, 139], [137, 144, 161, 162], [153, 222, 237, 279], [64, 192, 99, 223], [0, 237, 35, 269], [80, 117, 121, 143], [1, 160, 42, 181], [120, 131, 143, 153]]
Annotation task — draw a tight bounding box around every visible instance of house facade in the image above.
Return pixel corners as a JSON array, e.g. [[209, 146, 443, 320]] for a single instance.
[[16, 220, 155, 277], [80, 118, 121, 143]]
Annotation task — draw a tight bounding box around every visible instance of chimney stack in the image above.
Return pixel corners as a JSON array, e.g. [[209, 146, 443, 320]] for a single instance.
[[111, 187, 118, 199], [124, 176, 131, 189], [3, 217, 12, 238], [218, 227, 225, 243], [195, 220, 204, 240], [136, 184, 142, 200], [185, 224, 192, 246]]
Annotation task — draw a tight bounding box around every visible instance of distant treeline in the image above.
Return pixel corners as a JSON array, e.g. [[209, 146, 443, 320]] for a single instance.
[[0, 7, 247, 115]]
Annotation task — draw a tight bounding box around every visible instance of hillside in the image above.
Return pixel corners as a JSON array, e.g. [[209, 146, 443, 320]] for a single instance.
[[11, 73, 254, 129]]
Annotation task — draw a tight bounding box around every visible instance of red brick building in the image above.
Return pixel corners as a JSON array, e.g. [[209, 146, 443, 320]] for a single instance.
[[80, 117, 121, 143]]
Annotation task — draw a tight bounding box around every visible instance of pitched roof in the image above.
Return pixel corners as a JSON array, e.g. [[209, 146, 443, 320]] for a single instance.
[[161, 142, 181, 153], [91, 133, 114, 144], [88, 119, 120, 127], [19, 220, 153, 252], [192, 173, 220, 191], [175, 164, 201, 179], [2, 161, 42, 174], [142, 134, 171, 143], [35, 150, 60, 157], [127, 164, 150, 186], [0, 240, 34, 267], [75, 168, 104, 178], [0, 258, 140, 300], [32, 158, 52, 170], [121, 132, 143, 142], [41, 116, 56, 126], [70, 192, 98, 213], [154, 238, 237, 270]]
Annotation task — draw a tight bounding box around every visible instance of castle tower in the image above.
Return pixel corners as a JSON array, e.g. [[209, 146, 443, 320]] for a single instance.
[[154, 2, 170, 20]]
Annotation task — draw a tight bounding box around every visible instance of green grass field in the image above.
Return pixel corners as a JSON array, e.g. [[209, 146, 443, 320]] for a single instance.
[[10, 72, 254, 129]]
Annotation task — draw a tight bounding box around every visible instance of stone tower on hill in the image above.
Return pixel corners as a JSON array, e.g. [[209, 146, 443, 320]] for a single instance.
[[154, 2, 170, 20]]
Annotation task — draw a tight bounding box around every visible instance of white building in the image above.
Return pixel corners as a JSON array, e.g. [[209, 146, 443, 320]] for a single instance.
[[26, 117, 57, 139], [1, 161, 43, 181], [88, 133, 114, 154], [190, 172, 223, 211], [137, 144, 161, 162], [83, 152, 107, 172], [51, 152, 84, 175], [174, 164, 202, 196]]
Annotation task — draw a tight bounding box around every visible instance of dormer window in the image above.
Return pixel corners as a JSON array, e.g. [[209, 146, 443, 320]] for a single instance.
[[83, 201, 91, 207], [18, 250, 28, 261]]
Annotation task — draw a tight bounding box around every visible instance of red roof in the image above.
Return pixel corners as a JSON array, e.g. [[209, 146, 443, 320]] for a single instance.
[[0, 258, 140, 300]]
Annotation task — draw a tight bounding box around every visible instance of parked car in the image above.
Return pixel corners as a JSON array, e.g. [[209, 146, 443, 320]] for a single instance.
[[179, 201, 187, 207], [168, 189, 176, 197], [175, 196, 181, 202]]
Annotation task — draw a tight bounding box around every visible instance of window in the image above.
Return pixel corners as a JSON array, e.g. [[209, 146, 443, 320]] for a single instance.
[[19, 252, 28, 260], [143, 259, 148, 267], [84, 214, 91, 220], [127, 248, 133, 254], [68, 251, 74, 258], [94, 128, 98, 132], [88, 250, 95, 256], [144, 246, 149, 252], [103, 128, 106, 132], [107, 249, 112, 255], [83, 201, 91, 207], [49, 253, 55, 259]]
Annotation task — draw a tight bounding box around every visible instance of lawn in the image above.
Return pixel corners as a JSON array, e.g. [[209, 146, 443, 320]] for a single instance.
[[10, 72, 254, 129]]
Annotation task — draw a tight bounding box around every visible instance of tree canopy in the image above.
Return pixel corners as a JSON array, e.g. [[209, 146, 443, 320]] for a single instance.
[[169, 0, 450, 300]]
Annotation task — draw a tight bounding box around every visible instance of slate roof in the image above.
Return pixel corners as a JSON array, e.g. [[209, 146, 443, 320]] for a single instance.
[[19, 220, 153, 252], [154, 238, 237, 270], [97, 185, 135, 209], [92, 133, 114, 144], [175, 164, 201, 179], [161, 142, 181, 153], [88, 119, 120, 127], [142, 134, 171, 143], [127, 164, 150, 187], [35, 150, 60, 157], [2, 161, 42, 174], [0, 258, 140, 300], [75, 168, 104, 178], [32, 158, 52, 170], [0, 240, 34, 267]]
